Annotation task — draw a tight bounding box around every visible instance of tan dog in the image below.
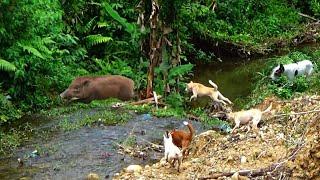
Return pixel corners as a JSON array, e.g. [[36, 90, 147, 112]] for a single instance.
[[185, 80, 232, 105], [227, 103, 272, 133]]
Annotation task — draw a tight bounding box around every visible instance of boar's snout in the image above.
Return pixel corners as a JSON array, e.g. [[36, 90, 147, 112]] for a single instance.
[[60, 89, 81, 102], [60, 90, 69, 101]]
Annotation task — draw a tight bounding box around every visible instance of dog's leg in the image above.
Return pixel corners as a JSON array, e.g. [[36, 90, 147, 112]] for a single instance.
[[217, 99, 227, 105], [172, 158, 176, 168], [210, 95, 227, 105], [245, 124, 251, 135], [181, 141, 190, 158], [252, 117, 260, 133], [177, 157, 182, 172], [181, 148, 186, 158], [218, 92, 232, 104], [231, 120, 240, 134], [190, 95, 197, 101], [190, 89, 198, 101]]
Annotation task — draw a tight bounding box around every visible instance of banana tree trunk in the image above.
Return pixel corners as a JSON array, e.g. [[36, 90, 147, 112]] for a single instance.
[[146, 0, 160, 98]]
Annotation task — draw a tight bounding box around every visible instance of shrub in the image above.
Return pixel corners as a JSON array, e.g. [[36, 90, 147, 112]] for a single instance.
[[0, 92, 22, 125]]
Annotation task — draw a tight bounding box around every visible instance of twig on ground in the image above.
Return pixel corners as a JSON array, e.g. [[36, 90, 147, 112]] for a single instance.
[[153, 91, 159, 109], [114, 142, 133, 154], [298, 12, 319, 21], [272, 109, 320, 117], [187, 114, 201, 121], [136, 136, 163, 149]]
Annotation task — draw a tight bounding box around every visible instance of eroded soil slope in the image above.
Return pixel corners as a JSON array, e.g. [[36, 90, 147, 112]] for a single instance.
[[115, 95, 320, 179]]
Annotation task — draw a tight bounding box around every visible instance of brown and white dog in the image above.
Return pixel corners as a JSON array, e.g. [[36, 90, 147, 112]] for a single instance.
[[186, 80, 232, 105], [170, 121, 195, 156], [226, 103, 272, 134]]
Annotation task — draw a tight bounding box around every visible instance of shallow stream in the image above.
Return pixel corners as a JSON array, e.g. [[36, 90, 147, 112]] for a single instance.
[[0, 108, 206, 179]]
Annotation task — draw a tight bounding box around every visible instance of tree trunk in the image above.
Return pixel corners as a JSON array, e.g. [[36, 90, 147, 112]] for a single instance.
[[146, 0, 160, 98]]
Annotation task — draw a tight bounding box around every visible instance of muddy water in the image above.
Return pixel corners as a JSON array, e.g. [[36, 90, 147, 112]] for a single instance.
[[191, 57, 269, 109], [191, 42, 320, 109], [0, 108, 206, 179]]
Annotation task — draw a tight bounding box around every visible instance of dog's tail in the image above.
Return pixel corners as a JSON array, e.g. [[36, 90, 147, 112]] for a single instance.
[[183, 121, 195, 138], [262, 103, 272, 114], [208, 80, 218, 90]]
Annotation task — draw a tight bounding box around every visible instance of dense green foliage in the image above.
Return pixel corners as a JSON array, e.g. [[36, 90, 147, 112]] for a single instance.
[[0, 0, 319, 127], [183, 1, 299, 42], [242, 50, 320, 109]]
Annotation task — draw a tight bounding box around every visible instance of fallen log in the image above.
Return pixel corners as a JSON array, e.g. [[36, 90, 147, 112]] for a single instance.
[[199, 165, 286, 179]]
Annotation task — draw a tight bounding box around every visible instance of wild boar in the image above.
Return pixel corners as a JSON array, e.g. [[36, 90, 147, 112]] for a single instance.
[[60, 75, 134, 103]]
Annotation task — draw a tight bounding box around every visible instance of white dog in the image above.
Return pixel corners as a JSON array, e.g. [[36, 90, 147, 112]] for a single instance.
[[226, 103, 272, 134], [163, 131, 183, 172], [270, 60, 313, 81]]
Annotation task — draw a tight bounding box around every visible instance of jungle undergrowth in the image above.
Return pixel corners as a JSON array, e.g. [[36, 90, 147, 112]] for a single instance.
[[237, 50, 320, 109], [58, 109, 132, 131], [0, 124, 33, 156]]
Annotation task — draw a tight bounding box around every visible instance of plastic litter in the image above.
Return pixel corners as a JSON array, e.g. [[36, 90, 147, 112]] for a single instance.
[[30, 150, 39, 158], [141, 113, 152, 121]]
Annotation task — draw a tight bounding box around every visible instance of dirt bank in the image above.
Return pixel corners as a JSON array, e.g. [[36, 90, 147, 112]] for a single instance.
[[115, 95, 320, 179]]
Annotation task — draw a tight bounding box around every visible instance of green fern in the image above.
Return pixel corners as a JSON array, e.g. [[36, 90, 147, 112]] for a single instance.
[[85, 34, 112, 47], [35, 40, 53, 57], [82, 16, 98, 33], [18, 43, 45, 59], [22, 38, 54, 59], [0, 59, 16, 72], [97, 22, 108, 28], [41, 37, 55, 45]]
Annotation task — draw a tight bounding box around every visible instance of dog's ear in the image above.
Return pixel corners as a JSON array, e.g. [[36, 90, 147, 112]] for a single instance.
[[165, 131, 169, 138], [279, 64, 285, 72]]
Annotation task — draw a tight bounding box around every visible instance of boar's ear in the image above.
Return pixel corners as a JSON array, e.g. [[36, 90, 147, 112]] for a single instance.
[[82, 80, 91, 87], [279, 64, 285, 72]]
